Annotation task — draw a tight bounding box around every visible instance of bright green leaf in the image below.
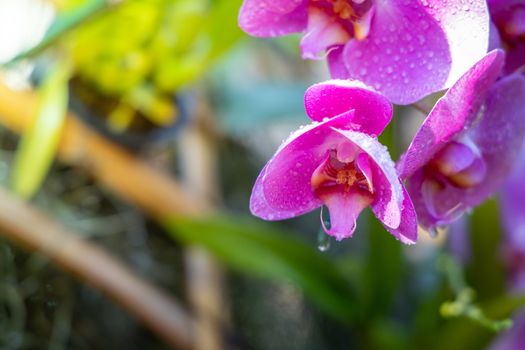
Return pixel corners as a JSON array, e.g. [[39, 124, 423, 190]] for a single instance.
[[206, 0, 245, 60], [10, 62, 71, 199], [363, 212, 403, 317]]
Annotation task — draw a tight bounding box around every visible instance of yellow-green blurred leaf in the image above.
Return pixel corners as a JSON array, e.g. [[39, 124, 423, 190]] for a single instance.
[[206, 0, 245, 60], [11, 62, 71, 198]]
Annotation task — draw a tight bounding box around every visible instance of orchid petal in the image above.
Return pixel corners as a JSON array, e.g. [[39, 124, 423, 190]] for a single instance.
[[320, 186, 373, 241], [488, 0, 525, 73], [304, 80, 392, 136], [340, 0, 490, 104], [488, 20, 502, 51], [300, 8, 350, 59], [356, 153, 374, 193], [501, 148, 525, 253], [431, 141, 477, 176], [332, 129, 403, 229], [250, 112, 356, 220], [238, 0, 307, 37], [464, 73, 525, 203], [409, 73, 525, 228], [405, 170, 440, 229], [506, 43, 525, 74], [385, 187, 418, 244], [327, 46, 349, 79], [447, 158, 487, 188], [426, 0, 491, 88], [398, 50, 505, 178]]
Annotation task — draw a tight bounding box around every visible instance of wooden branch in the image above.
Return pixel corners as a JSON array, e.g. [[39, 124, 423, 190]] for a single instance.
[[0, 81, 210, 218], [0, 186, 195, 349]]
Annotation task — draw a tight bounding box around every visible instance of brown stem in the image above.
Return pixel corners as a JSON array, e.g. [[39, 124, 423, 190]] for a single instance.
[[0, 80, 210, 218], [178, 96, 225, 350], [0, 186, 195, 349]]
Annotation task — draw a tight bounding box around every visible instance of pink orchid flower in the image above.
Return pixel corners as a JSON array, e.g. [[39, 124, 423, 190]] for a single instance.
[[489, 0, 525, 74], [397, 50, 525, 231], [238, 0, 490, 105], [250, 80, 417, 243]]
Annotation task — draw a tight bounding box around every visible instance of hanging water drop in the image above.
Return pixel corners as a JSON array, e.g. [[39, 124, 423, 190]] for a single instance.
[[427, 227, 438, 238], [317, 229, 332, 252], [318, 206, 332, 252]]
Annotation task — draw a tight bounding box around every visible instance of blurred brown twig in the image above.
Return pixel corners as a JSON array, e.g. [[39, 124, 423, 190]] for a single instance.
[[0, 186, 195, 349], [0, 80, 210, 217], [0, 79, 219, 348]]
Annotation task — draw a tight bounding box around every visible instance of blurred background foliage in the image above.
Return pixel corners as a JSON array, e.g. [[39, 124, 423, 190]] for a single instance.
[[0, 0, 522, 349]]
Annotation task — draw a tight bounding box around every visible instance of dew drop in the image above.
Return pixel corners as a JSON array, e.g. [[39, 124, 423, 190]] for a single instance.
[[427, 227, 438, 238], [317, 231, 331, 252], [318, 208, 332, 252]]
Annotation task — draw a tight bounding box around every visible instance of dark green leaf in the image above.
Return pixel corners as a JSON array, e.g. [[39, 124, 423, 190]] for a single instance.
[[362, 212, 403, 317], [467, 199, 505, 300], [163, 215, 360, 324]]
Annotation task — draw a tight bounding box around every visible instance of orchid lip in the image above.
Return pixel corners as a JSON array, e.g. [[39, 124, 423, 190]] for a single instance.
[[301, 0, 376, 59], [311, 148, 375, 240], [311, 149, 374, 196], [308, 0, 375, 40]]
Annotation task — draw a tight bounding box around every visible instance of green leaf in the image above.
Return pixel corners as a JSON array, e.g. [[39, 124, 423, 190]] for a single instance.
[[206, 0, 245, 60], [10, 62, 71, 199], [467, 199, 505, 300], [362, 212, 403, 317], [430, 294, 525, 350], [163, 215, 360, 324]]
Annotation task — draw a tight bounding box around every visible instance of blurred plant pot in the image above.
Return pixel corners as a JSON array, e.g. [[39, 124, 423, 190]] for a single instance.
[[69, 78, 190, 151]]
